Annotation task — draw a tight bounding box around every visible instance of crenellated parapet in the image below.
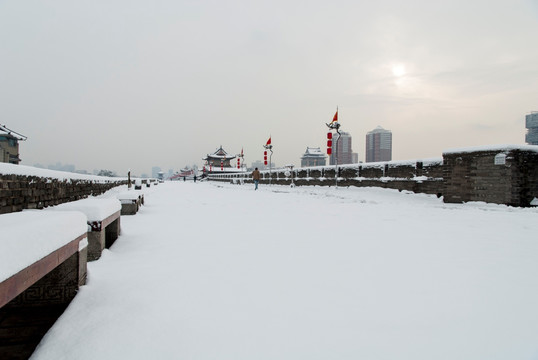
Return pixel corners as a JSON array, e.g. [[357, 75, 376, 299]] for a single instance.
[[0, 165, 127, 214], [210, 145, 538, 207]]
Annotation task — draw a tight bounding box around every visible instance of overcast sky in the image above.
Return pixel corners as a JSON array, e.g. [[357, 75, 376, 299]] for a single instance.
[[1, 0, 537, 175]]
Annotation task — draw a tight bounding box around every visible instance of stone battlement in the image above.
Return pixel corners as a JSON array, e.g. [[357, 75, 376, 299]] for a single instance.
[[209, 145, 538, 207]]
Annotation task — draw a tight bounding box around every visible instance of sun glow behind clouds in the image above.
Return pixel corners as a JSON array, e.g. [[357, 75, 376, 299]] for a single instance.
[[392, 64, 406, 77]]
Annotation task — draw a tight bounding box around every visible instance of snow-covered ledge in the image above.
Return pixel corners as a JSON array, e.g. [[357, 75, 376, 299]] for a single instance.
[[48, 198, 122, 261], [117, 190, 145, 215], [0, 210, 88, 308]]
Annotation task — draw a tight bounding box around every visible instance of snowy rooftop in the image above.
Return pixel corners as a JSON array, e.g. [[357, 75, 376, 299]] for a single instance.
[[204, 146, 237, 160], [302, 147, 325, 156], [0, 124, 26, 140]]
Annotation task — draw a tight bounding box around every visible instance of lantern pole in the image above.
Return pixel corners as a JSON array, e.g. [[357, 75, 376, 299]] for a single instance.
[[326, 108, 341, 188], [263, 143, 273, 185]]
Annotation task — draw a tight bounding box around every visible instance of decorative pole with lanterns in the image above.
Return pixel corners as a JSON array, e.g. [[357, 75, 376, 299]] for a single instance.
[[237, 148, 244, 170], [263, 136, 273, 185], [326, 108, 341, 187]]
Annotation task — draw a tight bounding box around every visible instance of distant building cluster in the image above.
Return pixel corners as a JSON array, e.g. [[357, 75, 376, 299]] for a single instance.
[[11, 112, 534, 176], [526, 112, 538, 145], [299, 125, 392, 167]]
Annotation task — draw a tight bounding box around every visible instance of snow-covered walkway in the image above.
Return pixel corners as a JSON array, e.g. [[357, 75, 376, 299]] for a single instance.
[[31, 182, 538, 360]]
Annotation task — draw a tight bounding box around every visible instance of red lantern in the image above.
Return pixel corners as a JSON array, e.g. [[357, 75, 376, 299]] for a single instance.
[[264, 151, 267, 156], [327, 147, 332, 155], [264, 160, 268, 165], [327, 139, 332, 147], [327, 132, 332, 139]]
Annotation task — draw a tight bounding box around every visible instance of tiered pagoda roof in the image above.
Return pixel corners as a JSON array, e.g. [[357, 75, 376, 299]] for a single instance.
[[203, 146, 236, 161]]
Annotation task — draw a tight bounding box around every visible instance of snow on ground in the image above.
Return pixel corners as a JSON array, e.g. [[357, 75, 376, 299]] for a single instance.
[[30, 182, 538, 360]]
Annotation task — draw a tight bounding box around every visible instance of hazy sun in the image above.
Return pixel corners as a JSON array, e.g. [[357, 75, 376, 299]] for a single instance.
[[392, 64, 406, 77]]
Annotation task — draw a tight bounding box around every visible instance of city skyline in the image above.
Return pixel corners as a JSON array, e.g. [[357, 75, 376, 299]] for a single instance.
[[1, 1, 537, 175]]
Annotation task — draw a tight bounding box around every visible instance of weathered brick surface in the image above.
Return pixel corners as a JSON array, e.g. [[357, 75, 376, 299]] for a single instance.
[[385, 164, 415, 178], [443, 149, 538, 206], [0, 175, 126, 214], [359, 166, 384, 178]]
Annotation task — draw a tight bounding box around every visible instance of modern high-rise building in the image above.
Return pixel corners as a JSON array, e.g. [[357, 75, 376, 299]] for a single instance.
[[329, 131, 357, 165], [526, 112, 538, 145], [366, 126, 392, 162]]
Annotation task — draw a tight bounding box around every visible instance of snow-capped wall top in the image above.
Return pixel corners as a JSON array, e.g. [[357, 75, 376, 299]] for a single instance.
[[299, 157, 443, 172], [0, 210, 87, 283], [47, 198, 121, 221], [443, 144, 538, 155], [0, 163, 121, 182]]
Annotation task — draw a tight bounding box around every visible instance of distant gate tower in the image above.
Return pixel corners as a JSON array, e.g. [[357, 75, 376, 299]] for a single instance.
[[203, 146, 236, 167], [526, 112, 538, 145], [366, 126, 392, 162]]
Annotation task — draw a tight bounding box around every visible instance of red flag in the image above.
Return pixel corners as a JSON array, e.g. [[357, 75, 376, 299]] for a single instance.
[[266, 137, 271, 145], [241, 147, 244, 156], [332, 110, 338, 123]]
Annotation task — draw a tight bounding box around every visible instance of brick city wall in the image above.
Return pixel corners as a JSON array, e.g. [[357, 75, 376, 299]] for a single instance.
[[0, 175, 126, 214], [209, 159, 445, 197], [443, 148, 538, 207], [208, 146, 538, 207]]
